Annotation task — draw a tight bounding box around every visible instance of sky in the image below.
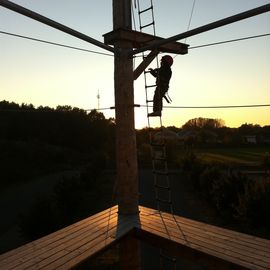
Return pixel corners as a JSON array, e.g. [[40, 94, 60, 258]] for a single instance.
[[0, 0, 269, 129]]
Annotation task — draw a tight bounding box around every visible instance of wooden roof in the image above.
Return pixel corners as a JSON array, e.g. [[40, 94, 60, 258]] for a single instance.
[[0, 205, 270, 270], [103, 28, 189, 54]]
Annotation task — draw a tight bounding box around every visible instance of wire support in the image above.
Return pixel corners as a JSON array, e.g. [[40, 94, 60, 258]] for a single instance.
[[2, 30, 269, 58], [140, 103, 270, 109], [184, 0, 196, 43], [0, 30, 114, 57], [189, 33, 270, 50]]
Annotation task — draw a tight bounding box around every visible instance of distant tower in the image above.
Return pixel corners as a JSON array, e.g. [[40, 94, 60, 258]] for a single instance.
[[97, 89, 100, 110]]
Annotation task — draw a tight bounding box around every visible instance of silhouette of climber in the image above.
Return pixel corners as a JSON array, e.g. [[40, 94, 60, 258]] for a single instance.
[[148, 55, 173, 117]]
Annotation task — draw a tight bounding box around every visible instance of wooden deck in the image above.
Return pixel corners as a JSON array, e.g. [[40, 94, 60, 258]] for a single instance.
[[137, 206, 270, 270], [0, 206, 134, 270], [0, 205, 270, 270]]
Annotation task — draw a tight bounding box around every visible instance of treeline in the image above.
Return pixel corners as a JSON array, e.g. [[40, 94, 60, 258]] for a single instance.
[[0, 100, 115, 153], [0, 100, 116, 187], [137, 117, 270, 148], [0, 101, 117, 250], [180, 117, 270, 145]]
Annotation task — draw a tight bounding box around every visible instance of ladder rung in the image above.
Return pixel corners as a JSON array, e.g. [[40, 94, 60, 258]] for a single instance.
[[153, 170, 169, 176], [146, 84, 156, 88], [150, 142, 165, 147], [160, 252, 177, 262], [139, 6, 153, 14], [144, 70, 151, 74], [140, 22, 155, 30], [146, 99, 153, 103], [156, 198, 172, 204], [155, 184, 170, 190], [152, 156, 166, 161]]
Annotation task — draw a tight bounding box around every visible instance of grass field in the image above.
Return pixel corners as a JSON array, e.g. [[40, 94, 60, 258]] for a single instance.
[[189, 146, 270, 167]]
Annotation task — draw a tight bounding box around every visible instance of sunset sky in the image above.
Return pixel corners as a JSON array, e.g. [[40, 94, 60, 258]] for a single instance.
[[1, 0, 269, 129]]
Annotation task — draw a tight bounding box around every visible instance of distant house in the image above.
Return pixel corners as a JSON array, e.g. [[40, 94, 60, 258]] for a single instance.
[[177, 130, 198, 146], [153, 129, 179, 142], [242, 135, 257, 144], [261, 135, 270, 144], [177, 130, 197, 141], [178, 129, 218, 145]]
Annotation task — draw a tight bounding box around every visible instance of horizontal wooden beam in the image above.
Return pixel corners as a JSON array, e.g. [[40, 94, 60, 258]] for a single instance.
[[132, 4, 270, 55], [103, 28, 189, 55], [0, 0, 114, 53]]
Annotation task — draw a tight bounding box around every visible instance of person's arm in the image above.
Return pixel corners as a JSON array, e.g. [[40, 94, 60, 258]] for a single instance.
[[149, 68, 158, 77]]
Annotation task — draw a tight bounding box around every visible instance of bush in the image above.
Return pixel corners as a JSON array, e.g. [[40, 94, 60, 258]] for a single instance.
[[181, 151, 205, 189], [19, 199, 61, 240], [19, 166, 114, 241], [199, 166, 224, 200], [262, 152, 270, 172], [236, 176, 270, 232], [211, 171, 248, 214]]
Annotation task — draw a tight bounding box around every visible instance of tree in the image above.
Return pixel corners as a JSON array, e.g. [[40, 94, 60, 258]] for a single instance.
[[182, 117, 225, 130]]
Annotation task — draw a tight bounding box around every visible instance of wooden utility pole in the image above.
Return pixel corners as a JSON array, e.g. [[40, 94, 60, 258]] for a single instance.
[[112, 1, 141, 269], [113, 0, 139, 215]]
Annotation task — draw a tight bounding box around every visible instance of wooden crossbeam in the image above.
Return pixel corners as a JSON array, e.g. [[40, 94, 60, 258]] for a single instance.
[[103, 28, 189, 54], [133, 50, 159, 80]]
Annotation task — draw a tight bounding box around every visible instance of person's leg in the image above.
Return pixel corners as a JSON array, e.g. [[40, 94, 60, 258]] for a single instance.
[[153, 88, 162, 113]]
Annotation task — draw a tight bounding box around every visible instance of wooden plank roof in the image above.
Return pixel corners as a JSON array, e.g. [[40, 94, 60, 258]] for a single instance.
[[0, 205, 270, 270]]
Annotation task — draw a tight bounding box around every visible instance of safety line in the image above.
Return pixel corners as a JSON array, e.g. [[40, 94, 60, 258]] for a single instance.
[[184, 0, 196, 43]]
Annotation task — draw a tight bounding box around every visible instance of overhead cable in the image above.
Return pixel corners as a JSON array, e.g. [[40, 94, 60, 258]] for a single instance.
[[184, 0, 196, 43], [142, 104, 270, 109], [189, 33, 270, 50], [88, 103, 270, 111], [1, 104, 269, 114], [1, 30, 269, 56], [0, 30, 114, 57]]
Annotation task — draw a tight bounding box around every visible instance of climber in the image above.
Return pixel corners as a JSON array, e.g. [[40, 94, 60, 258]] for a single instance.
[[148, 55, 173, 117]]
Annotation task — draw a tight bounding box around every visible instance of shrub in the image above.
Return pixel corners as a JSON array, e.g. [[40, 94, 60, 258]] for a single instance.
[[262, 152, 270, 172], [199, 166, 224, 200], [235, 176, 270, 231], [181, 151, 205, 188], [199, 167, 249, 215], [19, 199, 61, 240]]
